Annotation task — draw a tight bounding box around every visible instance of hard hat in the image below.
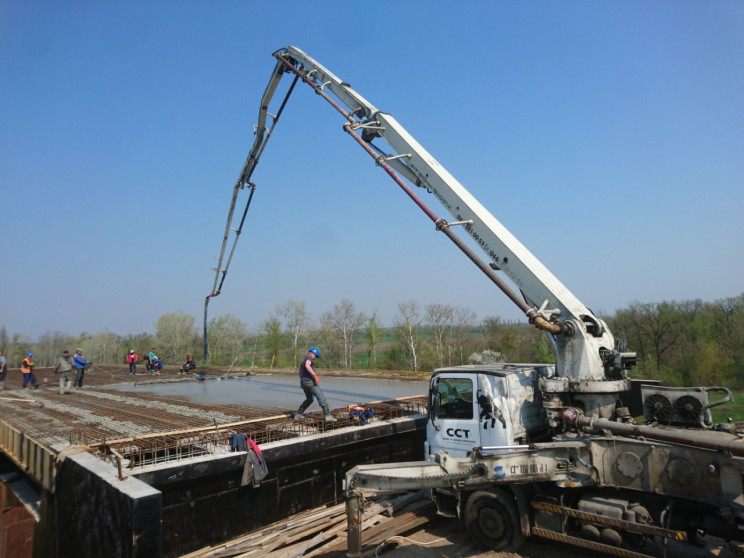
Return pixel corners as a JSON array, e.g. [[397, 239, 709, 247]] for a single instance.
[[27, 352, 33, 357], [309, 347, 320, 358], [130, 349, 135, 353]]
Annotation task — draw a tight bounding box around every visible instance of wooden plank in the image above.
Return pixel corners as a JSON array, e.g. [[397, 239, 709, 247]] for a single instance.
[[205, 504, 346, 557], [321, 501, 437, 555], [183, 491, 433, 558], [268, 513, 348, 554]]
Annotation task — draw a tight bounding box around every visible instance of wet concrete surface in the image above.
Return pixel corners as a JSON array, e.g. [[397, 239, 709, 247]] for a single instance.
[[0, 364, 428, 446], [110, 373, 428, 409]]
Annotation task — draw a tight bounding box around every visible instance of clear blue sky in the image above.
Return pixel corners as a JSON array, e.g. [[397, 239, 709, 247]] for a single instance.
[[1, 1, 742, 341]]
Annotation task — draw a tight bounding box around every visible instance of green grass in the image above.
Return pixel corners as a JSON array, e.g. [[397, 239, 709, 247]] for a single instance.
[[710, 388, 744, 423]]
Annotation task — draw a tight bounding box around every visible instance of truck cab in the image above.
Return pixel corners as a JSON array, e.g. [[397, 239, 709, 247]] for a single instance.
[[426, 364, 552, 458]]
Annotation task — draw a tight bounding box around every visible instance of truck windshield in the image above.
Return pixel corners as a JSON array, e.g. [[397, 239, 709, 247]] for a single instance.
[[434, 378, 474, 420]]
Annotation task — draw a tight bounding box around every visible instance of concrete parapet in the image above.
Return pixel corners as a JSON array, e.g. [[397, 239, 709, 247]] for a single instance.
[[33, 415, 426, 557], [54, 449, 161, 558]]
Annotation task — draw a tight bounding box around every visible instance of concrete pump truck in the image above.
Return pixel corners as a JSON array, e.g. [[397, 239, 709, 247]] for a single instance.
[[214, 46, 743, 557]]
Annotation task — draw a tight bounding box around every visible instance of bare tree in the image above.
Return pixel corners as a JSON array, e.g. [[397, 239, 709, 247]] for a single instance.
[[320, 299, 366, 369], [365, 311, 381, 369], [451, 306, 476, 365], [261, 316, 283, 368], [394, 301, 422, 371], [276, 299, 310, 364], [34, 331, 76, 366], [426, 303, 455, 368], [0, 326, 9, 355], [207, 314, 248, 366], [245, 328, 262, 368], [317, 318, 342, 368], [154, 312, 199, 365], [615, 301, 690, 371], [711, 294, 744, 363], [120, 332, 156, 357], [6, 332, 32, 368], [81, 331, 121, 364], [482, 315, 518, 361]]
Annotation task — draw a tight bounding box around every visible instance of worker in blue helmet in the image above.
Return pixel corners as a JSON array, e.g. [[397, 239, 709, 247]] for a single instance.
[[295, 347, 336, 422], [21, 352, 39, 389]]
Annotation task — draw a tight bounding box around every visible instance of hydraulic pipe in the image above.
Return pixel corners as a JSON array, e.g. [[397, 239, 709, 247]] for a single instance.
[[563, 408, 744, 457], [273, 51, 570, 338], [203, 294, 216, 364], [204, 70, 299, 364], [341, 121, 531, 313]]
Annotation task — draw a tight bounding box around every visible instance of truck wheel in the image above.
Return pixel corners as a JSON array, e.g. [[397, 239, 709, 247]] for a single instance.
[[464, 489, 524, 551]]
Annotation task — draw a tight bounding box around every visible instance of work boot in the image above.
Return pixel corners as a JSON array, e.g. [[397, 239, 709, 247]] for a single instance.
[[324, 414, 337, 423], [294, 413, 306, 420]]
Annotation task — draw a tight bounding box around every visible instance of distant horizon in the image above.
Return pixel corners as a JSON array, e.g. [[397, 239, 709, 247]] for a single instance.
[[3, 292, 741, 343]]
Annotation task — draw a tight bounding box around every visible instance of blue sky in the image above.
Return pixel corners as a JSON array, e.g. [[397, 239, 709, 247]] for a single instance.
[[1, 1, 742, 340]]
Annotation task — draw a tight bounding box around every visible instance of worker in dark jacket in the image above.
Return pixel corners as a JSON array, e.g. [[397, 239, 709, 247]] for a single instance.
[[295, 348, 336, 422], [179, 356, 196, 374], [73, 349, 91, 388]]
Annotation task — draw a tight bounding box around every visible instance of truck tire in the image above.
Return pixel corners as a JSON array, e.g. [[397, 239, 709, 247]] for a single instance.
[[464, 489, 525, 552]]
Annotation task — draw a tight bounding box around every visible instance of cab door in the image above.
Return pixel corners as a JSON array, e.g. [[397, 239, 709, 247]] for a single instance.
[[475, 373, 513, 449], [427, 374, 480, 457]]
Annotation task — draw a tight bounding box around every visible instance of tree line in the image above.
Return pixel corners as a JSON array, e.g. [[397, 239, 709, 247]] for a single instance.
[[607, 294, 744, 387], [2, 294, 742, 388]]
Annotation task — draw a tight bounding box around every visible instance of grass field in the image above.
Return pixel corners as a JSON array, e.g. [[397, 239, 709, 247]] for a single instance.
[[709, 388, 744, 423]]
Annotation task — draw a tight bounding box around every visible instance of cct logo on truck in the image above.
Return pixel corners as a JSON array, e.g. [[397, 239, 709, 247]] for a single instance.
[[444, 428, 471, 440]]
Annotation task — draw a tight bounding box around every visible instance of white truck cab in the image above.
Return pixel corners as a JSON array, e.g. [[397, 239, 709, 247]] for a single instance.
[[426, 364, 552, 458]]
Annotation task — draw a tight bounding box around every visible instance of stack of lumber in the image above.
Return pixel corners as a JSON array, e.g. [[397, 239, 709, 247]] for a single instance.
[[182, 490, 437, 558]]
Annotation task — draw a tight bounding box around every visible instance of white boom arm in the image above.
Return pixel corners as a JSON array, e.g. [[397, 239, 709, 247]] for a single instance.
[[229, 46, 635, 417]]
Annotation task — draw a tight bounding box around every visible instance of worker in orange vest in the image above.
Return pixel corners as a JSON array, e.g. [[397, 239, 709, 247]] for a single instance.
[[21, 352, 40, 389]]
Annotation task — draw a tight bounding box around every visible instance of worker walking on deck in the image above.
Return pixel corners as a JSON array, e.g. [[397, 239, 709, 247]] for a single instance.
[[0, 351, 7, 390], [295, 347, 336, 422], [21, 353, 39, 389], [55, 350, 74, 394]]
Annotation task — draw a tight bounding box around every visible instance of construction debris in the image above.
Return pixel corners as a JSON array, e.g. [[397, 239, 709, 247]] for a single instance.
[[181, 490, 435, 558]]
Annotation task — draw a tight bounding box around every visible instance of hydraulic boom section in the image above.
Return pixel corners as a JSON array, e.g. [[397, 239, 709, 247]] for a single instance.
[[211, 46, 636, 418], [273, 46, 634, 418]]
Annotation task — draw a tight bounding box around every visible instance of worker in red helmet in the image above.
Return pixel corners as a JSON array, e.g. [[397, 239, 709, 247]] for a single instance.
[[126, 350, 138, 375], [295, 347, 336, 422]]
